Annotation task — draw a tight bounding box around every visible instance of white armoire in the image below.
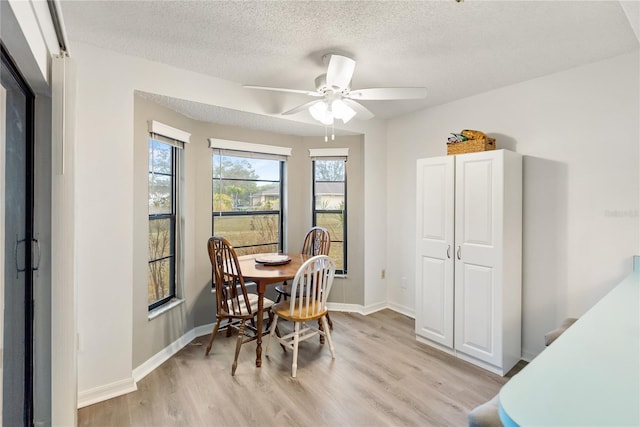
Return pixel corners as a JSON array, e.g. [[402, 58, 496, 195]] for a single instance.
[[415, 149, 522, 376]]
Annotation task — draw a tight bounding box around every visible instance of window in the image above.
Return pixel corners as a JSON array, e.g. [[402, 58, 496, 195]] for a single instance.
[[147, 121, 190, 311], [148, 139, 177, 309], [312, 155, 347, 274], [211, 148, 286, 256]]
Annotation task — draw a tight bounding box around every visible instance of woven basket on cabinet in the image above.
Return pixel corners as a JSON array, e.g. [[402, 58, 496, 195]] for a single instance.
[[447, 137, 496, 155]]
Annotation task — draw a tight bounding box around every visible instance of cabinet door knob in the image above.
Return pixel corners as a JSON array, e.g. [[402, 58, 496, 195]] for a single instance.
[[447, 245, 451, 259], [457, 246, 462, 260]]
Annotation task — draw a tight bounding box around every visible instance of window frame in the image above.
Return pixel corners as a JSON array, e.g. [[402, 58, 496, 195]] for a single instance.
[[211, 151, 285, 255], [148, 139, 178, 311], [312, 158, 348, 275]]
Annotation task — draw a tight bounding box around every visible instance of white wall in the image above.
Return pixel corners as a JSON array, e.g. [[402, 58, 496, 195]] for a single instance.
[[70, 41, 388, 403], [386, 51, 640, 360]]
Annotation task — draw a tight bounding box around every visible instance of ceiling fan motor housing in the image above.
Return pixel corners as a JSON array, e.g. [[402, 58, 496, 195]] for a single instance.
[[315, 73, 351, 95]]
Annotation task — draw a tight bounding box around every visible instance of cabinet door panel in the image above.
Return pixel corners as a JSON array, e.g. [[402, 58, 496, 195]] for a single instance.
[[455, 263, 494, 359], [461, 159, 493, 246], [420, 164, 448, 241], [416, 157, 454, 348], [416, 256, 452, 345]]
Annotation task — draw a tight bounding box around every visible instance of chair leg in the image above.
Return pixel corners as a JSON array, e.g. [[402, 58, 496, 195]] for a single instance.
[[225, 318, 233, 337], [231, 320, 247, 376], [275, 325, 287, 353], [292, 322, 300, 378], [265, 314, 279, 357], [205, 319, 221, 355], [321, 316, 335, 359], [326, 311, 333, 330], [265, 311, 286, 351], [318, 319, 325, 344]]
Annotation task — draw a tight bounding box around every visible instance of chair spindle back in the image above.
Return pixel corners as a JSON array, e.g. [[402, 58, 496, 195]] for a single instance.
[[207, 236, 253, 318], [301, 226, 331, 256], [289, 255, 335, 318]]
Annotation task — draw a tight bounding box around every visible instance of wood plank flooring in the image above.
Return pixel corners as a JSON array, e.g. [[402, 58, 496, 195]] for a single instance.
[[78, 310, 525, 426]]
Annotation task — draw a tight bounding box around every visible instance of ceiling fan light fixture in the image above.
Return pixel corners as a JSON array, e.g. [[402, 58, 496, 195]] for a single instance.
[[309, 101, 334, 125], [332, 99, 356, 123]]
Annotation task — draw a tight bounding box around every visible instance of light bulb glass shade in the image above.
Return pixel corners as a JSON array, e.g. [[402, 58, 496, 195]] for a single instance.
[[331, 99, 356, 123], [309, 101, 334, 125], [309, 100, 327, 121]]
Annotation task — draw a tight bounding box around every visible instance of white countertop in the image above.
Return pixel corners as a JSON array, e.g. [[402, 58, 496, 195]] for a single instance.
[[499, 270, 640, 426]]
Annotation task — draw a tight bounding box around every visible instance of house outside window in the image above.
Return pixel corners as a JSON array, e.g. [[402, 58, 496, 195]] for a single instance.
[[210, 139, 291, 256], [311, 148, 348, 274], [147, 121, 190, 311]]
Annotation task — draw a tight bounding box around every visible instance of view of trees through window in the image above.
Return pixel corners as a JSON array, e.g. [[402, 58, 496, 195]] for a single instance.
[[148, 139, 176, 309], [212, 153, 283, 256], [313, 159, 347, 273]]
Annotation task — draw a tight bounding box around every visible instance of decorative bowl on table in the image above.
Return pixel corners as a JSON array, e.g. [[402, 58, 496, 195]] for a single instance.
[[254, 254, 291, 266]]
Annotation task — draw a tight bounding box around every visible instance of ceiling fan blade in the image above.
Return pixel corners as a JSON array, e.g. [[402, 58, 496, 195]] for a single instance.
[[342, 98, 375, 120], [282, 99, 323, 115], [243, 85, 322, 97], [346, 87, 428, 100], [326, 54, 356, 90]]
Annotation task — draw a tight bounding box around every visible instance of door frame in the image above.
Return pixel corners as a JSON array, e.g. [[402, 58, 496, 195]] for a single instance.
[[1, 41, 36, 426], [0, 69, 6, 427]]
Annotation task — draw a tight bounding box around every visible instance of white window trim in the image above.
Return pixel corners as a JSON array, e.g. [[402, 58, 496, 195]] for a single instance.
[[148, 120, 191, 144], [209, 138, 292, 157], [148, 298, 185, 320], [309, 148, 349, 158]]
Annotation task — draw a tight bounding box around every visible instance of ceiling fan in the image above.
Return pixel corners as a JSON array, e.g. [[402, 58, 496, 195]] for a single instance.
[[244, 53, 428, 131]]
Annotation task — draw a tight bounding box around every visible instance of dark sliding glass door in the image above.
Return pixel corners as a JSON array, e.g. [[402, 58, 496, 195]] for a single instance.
[[1, 43, 35, 426]]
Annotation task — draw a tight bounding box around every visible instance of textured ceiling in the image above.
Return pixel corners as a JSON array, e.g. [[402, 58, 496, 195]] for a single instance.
[[60, 0, 639, 136]]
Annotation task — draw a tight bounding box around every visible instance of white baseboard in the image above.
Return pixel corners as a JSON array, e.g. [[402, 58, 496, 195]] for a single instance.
[[326, 301, 396, 316], [386, 301, 415, 318], [129, 322, 214, 380], [78, 377, 137, 409], [326, 302, 366, 314], [520, 349, 538, 363], [133, 327, 205, 383], [133, 323, 214, 383], [194, 322, 216, 338]]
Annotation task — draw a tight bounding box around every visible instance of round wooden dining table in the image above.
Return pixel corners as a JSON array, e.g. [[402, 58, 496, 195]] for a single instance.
[[235, 252, 312, 367]]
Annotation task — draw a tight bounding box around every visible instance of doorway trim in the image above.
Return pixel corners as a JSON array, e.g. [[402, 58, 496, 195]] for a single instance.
[[1, 41, 36, 426], [0, 76, 6, 427]]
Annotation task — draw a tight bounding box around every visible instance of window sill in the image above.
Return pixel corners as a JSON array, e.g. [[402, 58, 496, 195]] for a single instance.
[[148, 298, 184, 320], [335, 274, 347, 279]]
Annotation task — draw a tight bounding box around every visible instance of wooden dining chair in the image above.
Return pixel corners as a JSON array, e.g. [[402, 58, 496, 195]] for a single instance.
[[265, 255, 336, 378], [204, 236, 277, 376], [274, 226, 333, 329]]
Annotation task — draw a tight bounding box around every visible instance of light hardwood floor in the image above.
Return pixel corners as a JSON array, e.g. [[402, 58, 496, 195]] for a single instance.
[[78, 310, 524, 426]]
